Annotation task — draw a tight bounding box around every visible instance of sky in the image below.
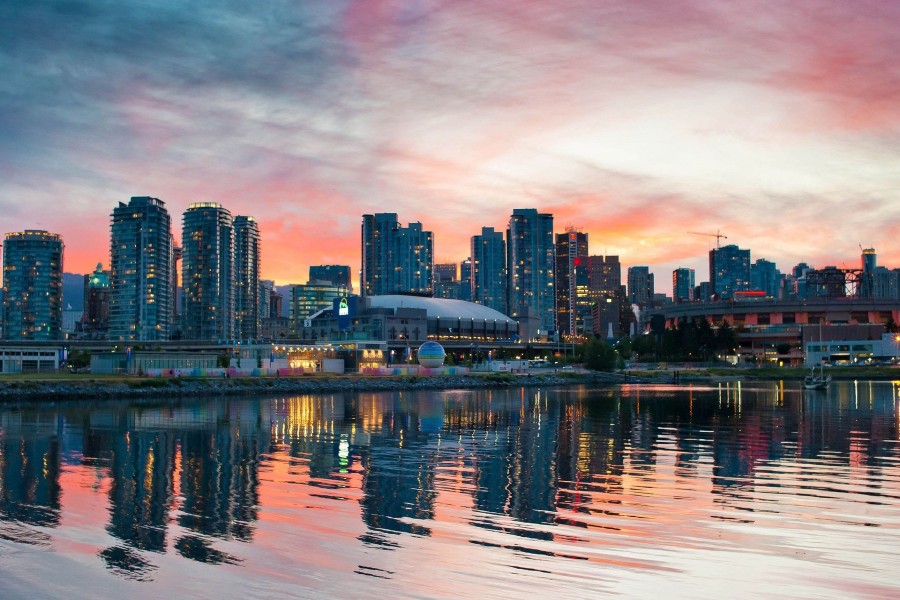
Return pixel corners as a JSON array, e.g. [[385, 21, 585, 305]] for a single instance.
[[3, 0, 900, 290]]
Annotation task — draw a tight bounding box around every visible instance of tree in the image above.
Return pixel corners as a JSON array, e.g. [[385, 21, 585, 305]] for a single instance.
[[582, 338, 619, 371], [68, 349, 91, 370], [716, 322, 738, 355]]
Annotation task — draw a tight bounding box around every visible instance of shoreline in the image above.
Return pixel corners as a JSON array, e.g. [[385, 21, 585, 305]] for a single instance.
[[0, 372, 620, 403], [1, 367, 897, 404]]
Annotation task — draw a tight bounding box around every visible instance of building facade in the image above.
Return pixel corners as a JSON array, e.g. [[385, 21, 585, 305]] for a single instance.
[[309, 265, 352, 291], [1, 230, 64, 340], [554, 230, 588, 336], [507, 209, 555, 333], [109, 197, 174, 341], [233, 216, 261, 339], [673, 268, 695, 303], [709, 244, 751, 300], [80, 263, 111, 338], [361, 213, 433, 296], [471, 227, 507, 314], [289, 281, 350, 332], [181, 203, 234, 340], [750, 258, 781, 299], [627, 266, 654, 306]]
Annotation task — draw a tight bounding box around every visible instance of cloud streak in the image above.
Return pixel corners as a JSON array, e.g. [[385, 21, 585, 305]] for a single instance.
[[2, 0, 899, 291]]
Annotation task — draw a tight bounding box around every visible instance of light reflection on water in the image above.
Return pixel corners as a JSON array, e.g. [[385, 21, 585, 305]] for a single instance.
[[0, 381, 899, 598]]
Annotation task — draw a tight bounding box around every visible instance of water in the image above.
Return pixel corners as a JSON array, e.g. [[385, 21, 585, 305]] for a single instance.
[[1, 381, 899, 599]]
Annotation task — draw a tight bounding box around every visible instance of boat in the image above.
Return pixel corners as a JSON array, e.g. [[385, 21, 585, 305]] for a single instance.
[[803, 365, 831, 390], [804, 321, 831, 390]]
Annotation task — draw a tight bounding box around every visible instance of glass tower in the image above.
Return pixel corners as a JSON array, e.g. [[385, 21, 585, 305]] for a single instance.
[[471, 227, 507, 314], [182, 203, 234, 341], [673, 268, 695, 303], [555, 230, 589, 336], [709, 244, 751, 300], [361, 213, 433, 296], [233, 216, 260, 340], [2, 230, 64, 340], [109, 196, 173, 341], [507, 209, 555, 332]]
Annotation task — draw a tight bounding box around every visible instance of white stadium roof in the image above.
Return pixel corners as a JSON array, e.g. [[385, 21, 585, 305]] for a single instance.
[[368, 295, 516, 324]]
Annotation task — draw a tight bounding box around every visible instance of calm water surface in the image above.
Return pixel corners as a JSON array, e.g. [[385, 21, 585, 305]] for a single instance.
[[1, 381, 899, 599]]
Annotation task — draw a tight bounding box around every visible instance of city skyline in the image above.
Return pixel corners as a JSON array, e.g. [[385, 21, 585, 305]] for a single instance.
[[3, 2, 900, 286]]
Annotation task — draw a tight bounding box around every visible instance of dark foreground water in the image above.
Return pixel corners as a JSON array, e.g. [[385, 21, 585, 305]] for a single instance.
[[1, 381, 899, 599]]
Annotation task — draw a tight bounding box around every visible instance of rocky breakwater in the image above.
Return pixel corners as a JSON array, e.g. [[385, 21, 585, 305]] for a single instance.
[[0, 372, 611, 402]]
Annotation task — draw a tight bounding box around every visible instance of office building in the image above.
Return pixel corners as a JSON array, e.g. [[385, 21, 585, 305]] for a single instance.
[[627, 266, 654, 306], [309, 265, 352, 291], [182, 203, 234, 340], [673, 268, 695, 303], [860, 247, 876, 298], [234, 216, 261, 339], [471, 227, 506, 314], [1, 230, 64, 340], [709, 244, 751, 299], [433, 263, 460, 299], [750, 259, 780, 299], [109, 196, 174, 341], [80, 263, 111, 338], [361, 213, 433, 296], [289, 280, 351, 332], [507, 209, 555, 333], [459, 258, 472, 302], [555, 229, 588, 336]]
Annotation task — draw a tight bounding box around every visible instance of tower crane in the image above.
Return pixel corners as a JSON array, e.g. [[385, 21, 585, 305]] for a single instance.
[[688, 230, 727, 249]]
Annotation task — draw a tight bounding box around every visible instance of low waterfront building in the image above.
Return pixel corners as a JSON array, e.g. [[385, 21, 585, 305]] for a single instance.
[[0, 344, 64, 373]]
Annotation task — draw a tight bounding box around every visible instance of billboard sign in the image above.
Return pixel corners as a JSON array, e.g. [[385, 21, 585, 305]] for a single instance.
[[334, 296, 357, 331]]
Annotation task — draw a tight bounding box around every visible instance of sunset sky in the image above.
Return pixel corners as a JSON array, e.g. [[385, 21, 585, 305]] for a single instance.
[[3, 0, 900, 289]]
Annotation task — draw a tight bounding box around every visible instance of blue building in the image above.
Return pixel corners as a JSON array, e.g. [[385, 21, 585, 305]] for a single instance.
[[234, 216, 261, 339], [1, 230, 64, 340], [672, 268, 695, 303], [709, 244, 751, 300], [361, 213, 433, 297], [507, 209, 555, 333], [182, 203, 234, 340], [471, 227, 506, 314], [109, 196, 174, 341]]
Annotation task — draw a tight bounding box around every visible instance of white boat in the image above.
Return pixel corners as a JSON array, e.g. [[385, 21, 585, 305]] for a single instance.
[[803, 366, 831, 390]]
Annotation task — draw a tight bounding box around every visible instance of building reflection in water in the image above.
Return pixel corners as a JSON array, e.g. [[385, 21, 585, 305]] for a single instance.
[[0, 380, 898, 577], [0, 411, 61, 548]]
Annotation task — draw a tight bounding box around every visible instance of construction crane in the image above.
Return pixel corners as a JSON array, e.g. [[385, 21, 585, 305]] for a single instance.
[[688, 230, 728, 248]]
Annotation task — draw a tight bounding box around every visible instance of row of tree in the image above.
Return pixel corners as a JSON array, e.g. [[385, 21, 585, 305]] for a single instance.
[[577, 318, 741, 371]]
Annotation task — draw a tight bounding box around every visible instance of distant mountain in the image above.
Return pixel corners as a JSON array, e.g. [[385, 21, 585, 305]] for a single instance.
[[62, 273, 85, 312]]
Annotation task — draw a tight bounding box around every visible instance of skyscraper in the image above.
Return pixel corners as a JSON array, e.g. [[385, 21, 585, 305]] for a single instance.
[[361, 213, 434, 296], [750, 258, 780, 298], [672, 268, 695, 303], [471, 227, 506, 314], [458, 258, 473, 302], [233, 216, 260, 340], [860, 247, 876, 298], [709, 244, 751, 300], [555, 229, 588, 336], [109, 196, 174, 341], [507, 209, 555, 332], [586, 255, 624, 338], [2, 230, 64, 340], [627, 266, 654, 306], [182, 203, 234, 340]]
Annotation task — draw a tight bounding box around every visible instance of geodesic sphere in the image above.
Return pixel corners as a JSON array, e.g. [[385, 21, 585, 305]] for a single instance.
[[417, 341, 446, 368]]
